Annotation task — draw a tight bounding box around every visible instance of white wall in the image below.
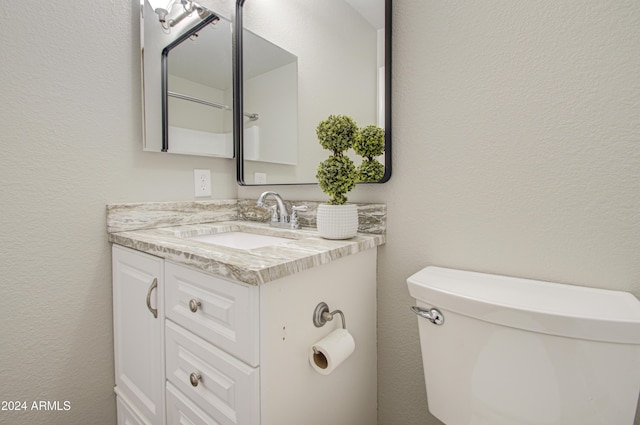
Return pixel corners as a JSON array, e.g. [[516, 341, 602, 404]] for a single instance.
[[385, 1, 640, 423], [0, 1, 236, 424], [242, 0, 640, 424], [2, 1, 639, 425]]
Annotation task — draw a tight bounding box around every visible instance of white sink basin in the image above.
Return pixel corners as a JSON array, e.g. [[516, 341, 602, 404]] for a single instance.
[[187, 231, 292, 250]]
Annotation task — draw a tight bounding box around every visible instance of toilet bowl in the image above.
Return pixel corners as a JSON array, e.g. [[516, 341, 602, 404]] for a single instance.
[[407, 267, 640, 425]]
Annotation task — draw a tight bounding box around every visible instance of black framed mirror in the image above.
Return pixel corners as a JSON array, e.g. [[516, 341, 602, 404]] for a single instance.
[[235, 0, 392, 185], [140, 0, 236, 158]]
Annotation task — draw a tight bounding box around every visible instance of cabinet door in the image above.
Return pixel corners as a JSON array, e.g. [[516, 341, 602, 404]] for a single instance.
[[113, 245, 164, 425], [116, 394, 149, 425]]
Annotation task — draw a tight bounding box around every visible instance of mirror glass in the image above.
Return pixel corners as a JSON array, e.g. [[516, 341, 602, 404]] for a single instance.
[[162, 14, 234, 156], [140, 0, 235, 157], [241, 31, 298, 165], [237, 0, 391, 185]]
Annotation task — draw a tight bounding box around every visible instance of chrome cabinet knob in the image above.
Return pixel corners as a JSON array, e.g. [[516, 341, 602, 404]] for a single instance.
[[189, 372, 202, 387], [189, 299, 201, 313]]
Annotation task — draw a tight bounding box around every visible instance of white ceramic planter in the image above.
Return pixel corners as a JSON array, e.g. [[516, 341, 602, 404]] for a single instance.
[[316, 203, 359, 240]]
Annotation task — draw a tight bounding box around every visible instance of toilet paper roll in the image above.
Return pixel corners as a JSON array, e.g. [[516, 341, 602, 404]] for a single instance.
[[309, 328, 355, 375]]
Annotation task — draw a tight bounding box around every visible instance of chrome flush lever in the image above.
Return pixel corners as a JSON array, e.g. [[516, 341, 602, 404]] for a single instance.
[[411, 306, 444, 325]]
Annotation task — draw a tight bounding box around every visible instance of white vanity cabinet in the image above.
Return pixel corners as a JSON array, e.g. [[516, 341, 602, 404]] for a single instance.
[[112, 243, 377, 425]]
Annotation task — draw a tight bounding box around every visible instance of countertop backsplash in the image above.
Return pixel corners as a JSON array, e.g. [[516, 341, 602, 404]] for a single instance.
[[107, 199, 386, 235]]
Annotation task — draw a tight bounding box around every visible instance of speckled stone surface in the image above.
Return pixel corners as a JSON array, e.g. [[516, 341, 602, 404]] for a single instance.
[[108, 221, 385, 285], [238, 199, 387, 234], [106, 200, 386, 285], [106, 200, 238, 233], [107, 200, 387, 234]]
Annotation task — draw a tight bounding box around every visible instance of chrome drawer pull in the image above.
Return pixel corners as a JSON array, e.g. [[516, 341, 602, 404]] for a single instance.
[[189, 299, 201, 313], [411, 306, 444, 325], [189, 372, 202, 387], [146, 278, 158, 319]]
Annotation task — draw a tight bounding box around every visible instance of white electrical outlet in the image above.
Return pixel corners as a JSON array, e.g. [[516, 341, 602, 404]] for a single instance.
[[254, 172, 267, 184], [194, 169, 211, 197]]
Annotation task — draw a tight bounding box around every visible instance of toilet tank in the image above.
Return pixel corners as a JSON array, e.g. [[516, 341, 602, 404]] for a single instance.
[[407, 267, 640, 425]]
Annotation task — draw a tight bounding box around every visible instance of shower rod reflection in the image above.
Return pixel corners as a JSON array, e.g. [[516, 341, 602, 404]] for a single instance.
[[168, 91, 259, 120]]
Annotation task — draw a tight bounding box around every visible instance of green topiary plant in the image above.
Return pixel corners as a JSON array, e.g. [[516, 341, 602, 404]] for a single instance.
[[316, 115, 359, 205], [353, 124, 385, 182]]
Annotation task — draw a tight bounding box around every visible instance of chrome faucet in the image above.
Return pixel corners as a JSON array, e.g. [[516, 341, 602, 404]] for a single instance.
[[256, 191, 308, 229], [257, 191, 288, 224]]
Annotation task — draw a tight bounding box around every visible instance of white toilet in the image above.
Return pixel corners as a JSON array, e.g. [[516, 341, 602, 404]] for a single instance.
[[407, 266, 640, 425]]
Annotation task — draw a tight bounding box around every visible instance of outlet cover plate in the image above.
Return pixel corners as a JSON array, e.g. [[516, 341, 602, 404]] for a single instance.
[[254, 172, 267, 184], [194, 169, 211, 197]]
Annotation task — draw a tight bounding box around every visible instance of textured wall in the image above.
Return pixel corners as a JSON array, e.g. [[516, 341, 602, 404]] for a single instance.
[[2, 0, 639, 424], [0, 1, 236, 424], [242, 0, 640, 424], [377, 1, 640, 424]]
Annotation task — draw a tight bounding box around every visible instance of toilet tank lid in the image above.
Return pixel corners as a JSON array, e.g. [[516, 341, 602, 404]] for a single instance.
[[407, 267, 640, 344]]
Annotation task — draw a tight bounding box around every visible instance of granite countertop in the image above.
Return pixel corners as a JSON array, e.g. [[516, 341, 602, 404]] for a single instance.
[[109, 220, 385, 285]]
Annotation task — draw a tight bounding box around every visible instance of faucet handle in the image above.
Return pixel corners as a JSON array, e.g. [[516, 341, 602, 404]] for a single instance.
[[290, 205, 308, 230]]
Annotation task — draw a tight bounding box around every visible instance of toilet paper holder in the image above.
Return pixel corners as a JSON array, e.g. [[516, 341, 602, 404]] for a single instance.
[[312, 302, 347, 329]]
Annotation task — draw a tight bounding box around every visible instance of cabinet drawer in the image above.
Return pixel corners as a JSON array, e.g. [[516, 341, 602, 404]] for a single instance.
[[166, 382, 222, 425], [165, 261, 259, 365], [165, 321, 260, 425]]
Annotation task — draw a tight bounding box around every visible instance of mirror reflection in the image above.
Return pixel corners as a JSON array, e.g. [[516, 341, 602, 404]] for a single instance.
[[140, 0, 235, 157], [242, 31, 298, 164], [162, 13, 234, 157], [237, 0, 390, 185]]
